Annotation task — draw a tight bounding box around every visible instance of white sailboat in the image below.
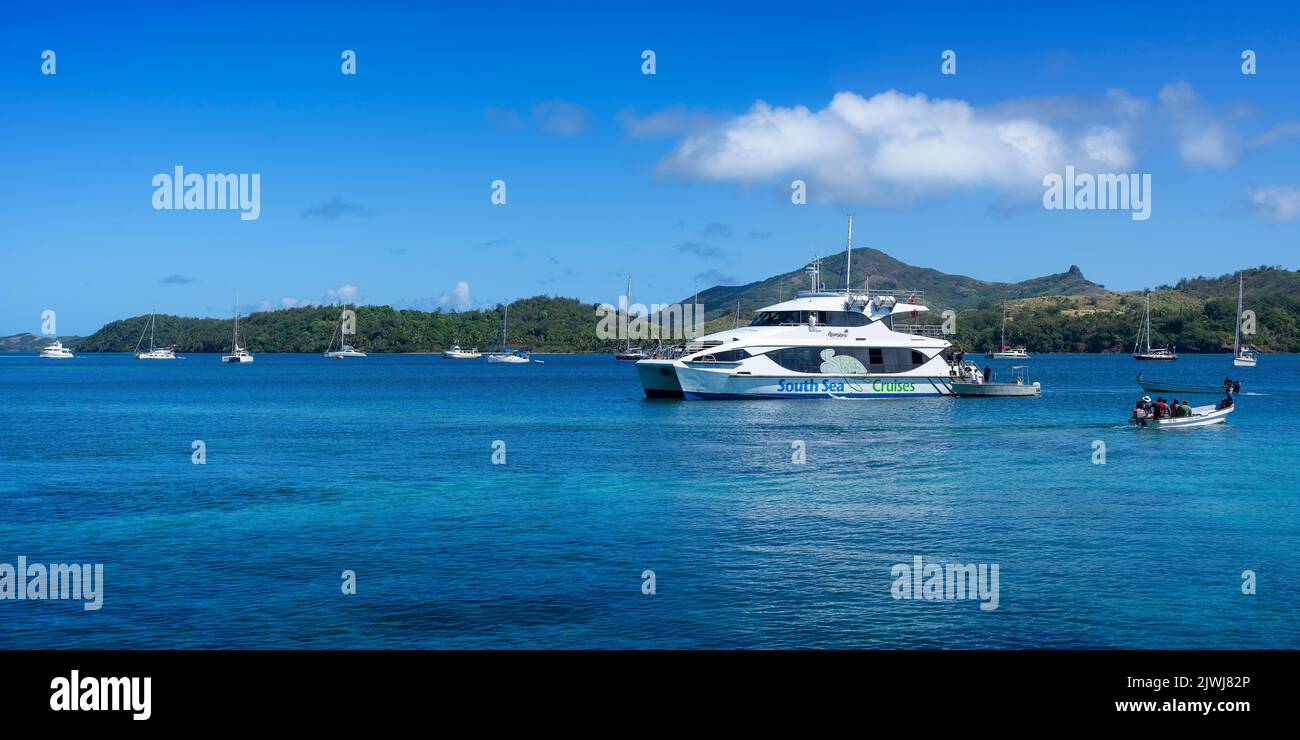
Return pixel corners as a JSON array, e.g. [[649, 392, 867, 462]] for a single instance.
[[1132, 292, 1176, 361], [324, 307, 366, 358], [39, 339, 74, 358], [988, 304, 1029, 359], [487, 303, 530, 363], [221, 297, 254, 363], [614, 273, 647, 360], [134, 313, 177, 359], [1233, 273, 1257, 367]]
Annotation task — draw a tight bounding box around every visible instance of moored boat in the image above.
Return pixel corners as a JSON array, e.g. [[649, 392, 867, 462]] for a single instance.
[[324, 307, 366, 358], [986, 305, 1029, 359], [951, 365, 1041, 396], [221, 296, 254, 363], [39, 340, 74, 359], [1136, 372, 1238, 395], [636, 217, 953, 400], [1133, 292, 1176, 360], [443, 343, 482, 359], [134, 313, 178, 359], [1232, 273, 1258, 367], [486, 303, 531, 363]]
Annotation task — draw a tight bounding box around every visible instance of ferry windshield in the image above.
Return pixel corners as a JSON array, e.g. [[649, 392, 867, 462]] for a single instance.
[[750, 310, 870, 327]]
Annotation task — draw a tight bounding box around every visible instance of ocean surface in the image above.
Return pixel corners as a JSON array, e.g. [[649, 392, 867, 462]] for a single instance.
[[1, 352, 1296, 649]]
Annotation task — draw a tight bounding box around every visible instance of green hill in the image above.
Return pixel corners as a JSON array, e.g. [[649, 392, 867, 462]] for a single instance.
[[688, 246, 1107, 324], [73, 297, 622, 354]]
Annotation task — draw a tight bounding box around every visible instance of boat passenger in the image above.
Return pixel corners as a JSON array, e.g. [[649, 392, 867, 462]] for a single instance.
[[1218, 395, 1234, 410], [1223, 377, 1234, 393], [1153, 397, 1169, 419], [1133, 400, 1148, 419], [983, 365, 993, 383], [1180, 400, 1192, 417]]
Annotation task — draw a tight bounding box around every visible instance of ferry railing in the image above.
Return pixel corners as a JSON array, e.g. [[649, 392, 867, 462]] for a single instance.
[[893, 323, 947, 338], [844, 288, 927, 304]]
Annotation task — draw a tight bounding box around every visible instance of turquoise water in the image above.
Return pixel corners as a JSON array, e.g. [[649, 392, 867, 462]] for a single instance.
[[1, 353, 1296, 648]]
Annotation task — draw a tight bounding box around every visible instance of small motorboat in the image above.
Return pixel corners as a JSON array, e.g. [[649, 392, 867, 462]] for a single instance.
[[1131, 402, 1234, 428], [950, 364, 1041, 396], [1136, 372, 1238, 395]]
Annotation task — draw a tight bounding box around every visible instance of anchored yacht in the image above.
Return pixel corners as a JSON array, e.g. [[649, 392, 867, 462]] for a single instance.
[[134, 313, 177, 360], [221, 297, 254, 363], [443, 343, 482, 359], [39, 340, 74, 359], [1133, 292, 1176, 361], [636, 218, 953, 399], [486, 303, 532, 363], [1232, 273, 1257, 368], [987, 304, 1029, 359], [324, 307, 367, 358]]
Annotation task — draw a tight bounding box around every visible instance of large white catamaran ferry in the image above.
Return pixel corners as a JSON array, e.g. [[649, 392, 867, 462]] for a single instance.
[[636, 218, 954, 399]]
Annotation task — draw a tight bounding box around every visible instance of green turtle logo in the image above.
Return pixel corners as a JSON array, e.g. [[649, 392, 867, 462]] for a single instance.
[[819, 349, 868, 392]]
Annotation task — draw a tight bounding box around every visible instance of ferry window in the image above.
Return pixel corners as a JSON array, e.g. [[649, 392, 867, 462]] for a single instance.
[[764, 347, 822, 373], [750, 311, 802, 326], [750, 310, 869, 327], [822, 311, 870, 327], [705, 349, 750, 362], [763, 347, 921, 375]]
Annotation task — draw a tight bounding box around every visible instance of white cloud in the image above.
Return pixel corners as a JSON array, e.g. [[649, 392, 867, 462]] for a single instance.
[[532, 100, 589, 136], [654, 89, 1140, 204], [1248, 186, 1300, 222], [274, 284, 361, 309], [438, 281, 473, 311], [1251, 120, 1300, 147], [618, 105, 723, 138], [325, 284, 359, 304], [1158, 81, 1236, 168]]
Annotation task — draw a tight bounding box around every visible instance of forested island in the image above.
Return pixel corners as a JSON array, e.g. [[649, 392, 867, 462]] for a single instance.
[[40, 259, 1300, 355]]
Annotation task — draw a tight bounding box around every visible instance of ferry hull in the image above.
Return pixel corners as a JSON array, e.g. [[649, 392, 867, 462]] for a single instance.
[[636, 359, 684, 398], [675, 366, 952, 399]]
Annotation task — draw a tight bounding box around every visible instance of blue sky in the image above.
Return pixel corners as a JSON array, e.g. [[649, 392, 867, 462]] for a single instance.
[[3, 1, 1299, 335]]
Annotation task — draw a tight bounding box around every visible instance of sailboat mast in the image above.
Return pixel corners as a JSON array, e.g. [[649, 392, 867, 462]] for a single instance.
[[626, 274, 633, 352], [1235, 274, 1243, 355], [845, 214, 853, 294], [1145, 293, 1152, 352]]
